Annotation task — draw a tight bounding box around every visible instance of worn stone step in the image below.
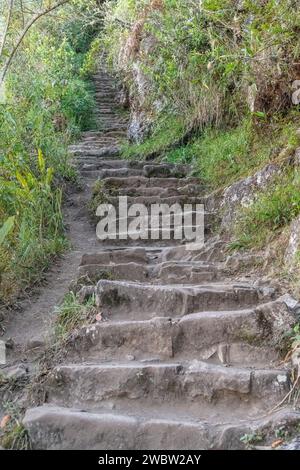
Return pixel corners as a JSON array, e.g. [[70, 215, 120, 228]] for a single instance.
[[114, 184, 204, 198], [78, 260, 221, 285], [79, 160, 144, 171], [100, 176, 201, 190], [96, 280, 267, 320], [69, 147, 120, 158], [107, 195, 206, 207], [159, 238, 228, 263], [149, 260, 221, 284], [45, 362, 290, 412], [89, 163, 192, 180], [94, 216, 212, 241], [80, 247, 149, 266], [73, 157, 121, 166], [78, 262, 149, 283], [23, 405, 300, 450], [63, 308, 281, 366], [93, 168, 144, 179]]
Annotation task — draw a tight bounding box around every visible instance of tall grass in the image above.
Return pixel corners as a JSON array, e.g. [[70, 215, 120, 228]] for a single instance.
[[0, 15, 98, 305]]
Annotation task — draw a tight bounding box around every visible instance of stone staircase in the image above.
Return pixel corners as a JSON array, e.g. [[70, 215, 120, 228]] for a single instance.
[[23, 65, 300, 449]]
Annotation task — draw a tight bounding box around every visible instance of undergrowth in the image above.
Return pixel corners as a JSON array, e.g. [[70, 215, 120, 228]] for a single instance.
[[0, 4, 100, 306], [235, 169, 300, 249]]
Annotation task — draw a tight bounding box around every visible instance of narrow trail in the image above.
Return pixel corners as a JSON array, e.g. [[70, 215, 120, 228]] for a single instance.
[[2, 62, 300, 449]]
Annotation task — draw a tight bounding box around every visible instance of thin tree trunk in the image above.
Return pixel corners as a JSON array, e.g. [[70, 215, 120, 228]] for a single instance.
[[0, 0, 69, 85], [0, 0, 14, 58]]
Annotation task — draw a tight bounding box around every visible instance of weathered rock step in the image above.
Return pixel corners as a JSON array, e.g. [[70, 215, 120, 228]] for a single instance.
[[70, 140, 122, 149], [80, 248, 219, 271], [82, 160, 191, 172], [106, 195, 206, 207], [66, 309, 279, 366], [78, 262, 149, 283], [112, 184, 204, 197], [23, 406, 300, 450], [78, 260, 222, 284], [82, 165, 191, 179], [78, 138, 125, 145], [81, 247, 149, 265], [81, 131, 125, 139], [149, 260, 221, 283], [97, 117, 128, 124], [158, 239, 228, 263], [81, 130, 126, 138], [96, 280, 271, 319], [97, 237, 187, 248], [69, 147, 120, 158], [46, 362, 290, 411], [73, 157, 121, 166], [100, 175, 200, 189], [79, 159, 144, 170]]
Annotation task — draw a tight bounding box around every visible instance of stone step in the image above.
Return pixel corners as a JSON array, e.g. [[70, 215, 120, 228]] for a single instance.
[[81, 131, 126, 138], [23, 405, 300, 450], [87, 165, 191, 179], [78, 262, 149, 283], [92, 168, 144, 179], [95, 280, 268, 320], [106, 195, 206, 209], [69, 147, 120, 158], [149, 260, 221, 284], [80, 247, 149, 266], [158, 239, 228, 263], [63, 308, 282, 366], [45, 362, 290, 412], [79, 160, 144, 170], [100, 176, 201, 190], [73, 156, 121, 165], [113, 184, 204, 197], [78, 260, 222, 285], [97, 236, 187, 247]]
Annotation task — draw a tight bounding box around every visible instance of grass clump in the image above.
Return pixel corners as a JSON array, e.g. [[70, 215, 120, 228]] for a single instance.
[[122, 115, 187, 160], [0, 405, 31, 450], [55, 291, 97, 339], [234, 170, 300, 249]]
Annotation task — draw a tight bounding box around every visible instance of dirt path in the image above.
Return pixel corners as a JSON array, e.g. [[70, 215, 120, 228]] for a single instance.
[[1, 182, 97, 359]]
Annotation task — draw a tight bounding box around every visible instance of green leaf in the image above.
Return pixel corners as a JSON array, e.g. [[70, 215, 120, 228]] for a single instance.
[[0, 216, 15, 246], [37, 149, 46, 174]]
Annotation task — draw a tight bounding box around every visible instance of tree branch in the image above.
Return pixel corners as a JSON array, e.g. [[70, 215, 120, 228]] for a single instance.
[[0, 0, 70, 85], [0, 0, 14, 58]]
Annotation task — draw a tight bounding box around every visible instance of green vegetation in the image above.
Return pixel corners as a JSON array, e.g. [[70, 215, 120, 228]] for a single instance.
[[240, 432, 264, 448], [122, 115, 186, 160], [0, 405, 31, 450], [55, 291, 97, 339], [0, 2, 101, 305], [102, 0, 300, 250], [235, 170, 300, 248]]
